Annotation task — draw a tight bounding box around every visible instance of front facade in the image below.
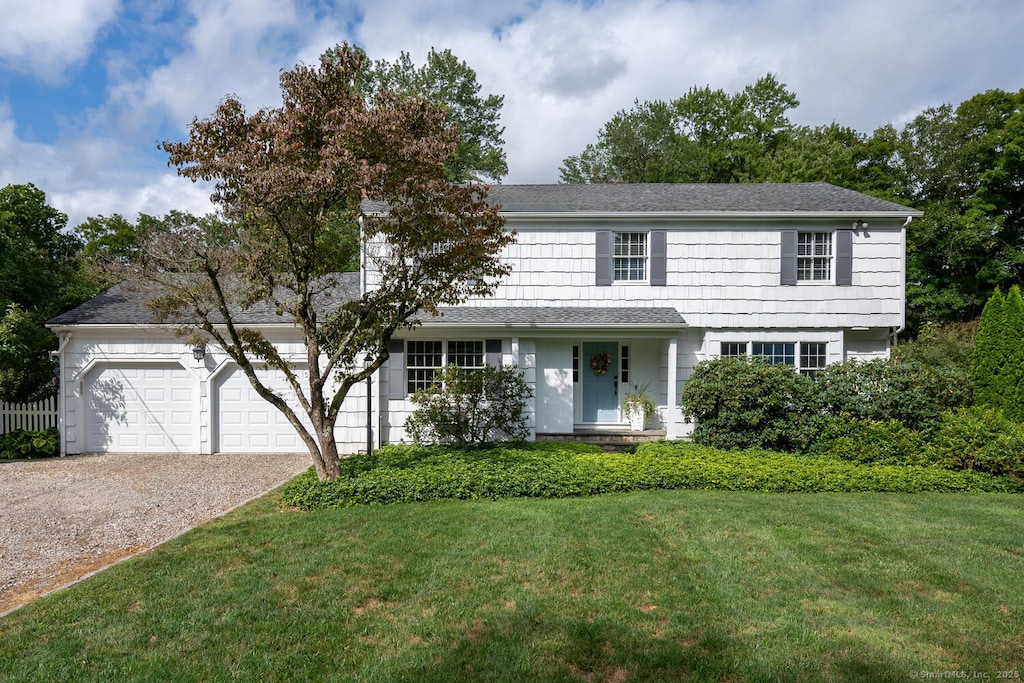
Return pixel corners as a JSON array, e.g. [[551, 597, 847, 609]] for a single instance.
[[49, 183, 921, 455]]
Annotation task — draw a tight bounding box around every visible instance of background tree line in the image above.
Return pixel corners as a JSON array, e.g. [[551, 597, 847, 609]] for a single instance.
[[561, 76, 1024, 333]]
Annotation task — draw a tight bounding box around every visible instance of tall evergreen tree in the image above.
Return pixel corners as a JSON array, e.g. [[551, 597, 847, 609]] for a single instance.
[[1003, 285, 1024, 420], [972, 288, 1006, 408]]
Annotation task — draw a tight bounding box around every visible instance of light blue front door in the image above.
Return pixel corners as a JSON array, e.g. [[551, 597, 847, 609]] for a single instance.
[[581, 342, 618, 423]]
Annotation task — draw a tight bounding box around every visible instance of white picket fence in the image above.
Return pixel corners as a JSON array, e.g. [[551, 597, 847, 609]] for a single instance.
[[1, 396, 58, 433]]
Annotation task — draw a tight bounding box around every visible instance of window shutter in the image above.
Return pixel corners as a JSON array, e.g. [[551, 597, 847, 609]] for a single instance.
[[835, 229, 853, 286], [650, 231, 667, 286], [595, 231, 612, 286], [388, 339, 405, 399], [780, 230, 797, 286], [485, 339, 502, 367]]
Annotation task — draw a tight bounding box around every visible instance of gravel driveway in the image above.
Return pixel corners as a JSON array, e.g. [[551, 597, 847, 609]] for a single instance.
[[0, 451, 309, 616]]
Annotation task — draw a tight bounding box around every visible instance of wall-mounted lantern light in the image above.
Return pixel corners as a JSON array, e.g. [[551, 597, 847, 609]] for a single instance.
[[192, 344, 206, 362]]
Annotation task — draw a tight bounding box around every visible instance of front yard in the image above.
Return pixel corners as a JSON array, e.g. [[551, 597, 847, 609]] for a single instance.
[[1, 485, 1021, 682]]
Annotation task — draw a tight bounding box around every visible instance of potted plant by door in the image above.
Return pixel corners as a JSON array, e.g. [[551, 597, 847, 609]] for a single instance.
[[622, 382, 656, 431]]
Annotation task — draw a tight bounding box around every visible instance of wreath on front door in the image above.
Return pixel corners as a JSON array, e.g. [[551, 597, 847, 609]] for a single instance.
[[589, 353, 612, 376]]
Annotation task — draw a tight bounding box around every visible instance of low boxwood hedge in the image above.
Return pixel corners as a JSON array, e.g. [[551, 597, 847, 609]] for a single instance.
[[282, 440, 1020, 509]]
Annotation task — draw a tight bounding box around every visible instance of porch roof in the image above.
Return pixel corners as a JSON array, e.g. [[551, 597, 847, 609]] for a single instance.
[[419, 306, 686, 329]]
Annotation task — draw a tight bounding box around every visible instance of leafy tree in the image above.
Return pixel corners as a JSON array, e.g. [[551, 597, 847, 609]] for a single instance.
[[972, 288, 1006, 409], [364, 47, 506, 183], [898, 89, 1024, 328], [561, 74, 809, 184], [111, 44, 512, 480], [0, 183, 94, 402]]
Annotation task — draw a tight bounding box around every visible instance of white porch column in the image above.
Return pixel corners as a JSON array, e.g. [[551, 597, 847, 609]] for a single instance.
[[665, 336, 681, 439]]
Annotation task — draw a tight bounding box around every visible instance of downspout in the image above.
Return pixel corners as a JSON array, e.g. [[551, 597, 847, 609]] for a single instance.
[[890, 215, 914, 350]]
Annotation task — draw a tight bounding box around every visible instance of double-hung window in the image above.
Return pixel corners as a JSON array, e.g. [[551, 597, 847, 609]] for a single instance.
[[781, 229, 852, 286], [721, 341, 828, 376], [406, 341, 444, 394], [405, 340, 484, 394], [752, 342, 796, 366], [797, 232, 832, 281], [596, 230, 666, 286], [613, 232, 647, 281]]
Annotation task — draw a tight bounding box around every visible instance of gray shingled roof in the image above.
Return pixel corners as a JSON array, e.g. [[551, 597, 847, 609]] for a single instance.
[[47, 273, 362, 326], [422, 306, 685, 328], [485, 183, 920, 214]]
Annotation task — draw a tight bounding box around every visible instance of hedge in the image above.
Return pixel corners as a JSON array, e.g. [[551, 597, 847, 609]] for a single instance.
[[281, 440, 1020, 509]]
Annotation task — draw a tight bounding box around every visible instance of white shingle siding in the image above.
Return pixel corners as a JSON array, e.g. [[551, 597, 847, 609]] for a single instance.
[[377, 218, 905, 331]]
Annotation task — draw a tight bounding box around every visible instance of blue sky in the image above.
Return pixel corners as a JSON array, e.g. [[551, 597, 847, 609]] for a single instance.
[[2, 0, 1023, 227]]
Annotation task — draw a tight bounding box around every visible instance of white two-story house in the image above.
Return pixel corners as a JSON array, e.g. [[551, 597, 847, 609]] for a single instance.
[[48, 183, 921, 455]]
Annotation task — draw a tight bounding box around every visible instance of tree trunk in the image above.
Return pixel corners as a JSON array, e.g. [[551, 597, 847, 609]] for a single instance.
[[313, 427, 342, 480]]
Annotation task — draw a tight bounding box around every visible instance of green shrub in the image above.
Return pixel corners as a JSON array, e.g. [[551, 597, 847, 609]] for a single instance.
[[0, 427, 59, 459], [892, 320, 975, 373], [809, 414, 928, 465], [405, 364, 532, 446], [926, 407, 1024, 480], [680, 357, 821, 452], [814, 358, 970, 432], [281, 440, 1019, 509]]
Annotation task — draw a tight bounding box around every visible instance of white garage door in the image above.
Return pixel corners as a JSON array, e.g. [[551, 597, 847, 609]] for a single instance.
[[84, 363, 196, 453], [214, 364, 310, 453]]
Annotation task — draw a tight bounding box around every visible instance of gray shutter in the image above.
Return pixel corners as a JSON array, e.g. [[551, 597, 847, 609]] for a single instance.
[[595, 231, 612, 286], [650, 231, 667, 286], [388, 339, 405, 399], [835, 229, 853, 286], [780, 230, 797, 286], [485, 339, 502, 367]]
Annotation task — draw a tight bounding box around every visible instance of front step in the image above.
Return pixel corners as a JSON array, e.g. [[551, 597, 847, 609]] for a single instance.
[[536, 430, 666, 453]]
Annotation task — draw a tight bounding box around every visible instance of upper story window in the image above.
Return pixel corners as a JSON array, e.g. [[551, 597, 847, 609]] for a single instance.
[[596, 230, 666, 286], [797, 232, 832, 281], [613, 232, 647, 281], [781, 229, 852, 286]]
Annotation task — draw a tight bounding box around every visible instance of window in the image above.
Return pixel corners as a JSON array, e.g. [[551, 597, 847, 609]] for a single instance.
[[406, 340, 484, 394], [723, 341, 828, 375], [797, 232, 832, 281], [620, 345, 630, 384], [799, 342, 827, 377], [752, 342, 796, 366], [613, 232, 647, 281], [721, 342, 747, 358], [447, 340, 484, 370], [407, 341, 443, 394], [572, 346, 580, 383]]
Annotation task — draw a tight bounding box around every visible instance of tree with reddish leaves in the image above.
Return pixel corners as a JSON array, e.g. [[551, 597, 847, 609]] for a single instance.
[[115, 44, 511, 480]]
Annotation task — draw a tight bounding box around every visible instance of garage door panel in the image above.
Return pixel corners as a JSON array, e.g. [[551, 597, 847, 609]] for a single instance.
[[84, 363, 195, 453], [214, 365, 309, 453]]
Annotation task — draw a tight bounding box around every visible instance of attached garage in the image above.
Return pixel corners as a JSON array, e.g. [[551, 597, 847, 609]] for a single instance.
[[213, 364, 310, 453], [83, 362, 196, 453]]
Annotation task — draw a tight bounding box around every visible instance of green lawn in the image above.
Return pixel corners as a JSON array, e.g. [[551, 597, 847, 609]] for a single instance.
[[2, 490, 1022, 682]]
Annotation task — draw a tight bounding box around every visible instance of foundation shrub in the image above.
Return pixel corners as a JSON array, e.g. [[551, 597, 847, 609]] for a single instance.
[[679, 357, 821, 453]]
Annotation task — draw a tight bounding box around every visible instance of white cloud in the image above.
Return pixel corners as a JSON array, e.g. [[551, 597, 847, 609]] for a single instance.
[[0, 0, 120, 81], [4, 0, 1024, 221]]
